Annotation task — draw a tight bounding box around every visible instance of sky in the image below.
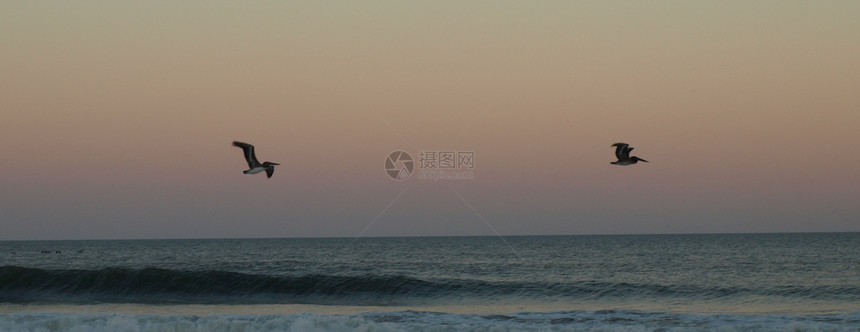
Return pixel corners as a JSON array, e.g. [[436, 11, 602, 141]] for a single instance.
[[1, 1, 858, 240]]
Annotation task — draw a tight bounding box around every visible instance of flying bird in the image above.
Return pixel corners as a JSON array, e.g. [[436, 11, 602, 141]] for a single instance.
[[233, 141, 280, 178], [611, 143, 648, 166]]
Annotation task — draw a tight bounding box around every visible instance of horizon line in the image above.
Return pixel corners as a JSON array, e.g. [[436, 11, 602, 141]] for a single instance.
[[3, 231, 858, 242]]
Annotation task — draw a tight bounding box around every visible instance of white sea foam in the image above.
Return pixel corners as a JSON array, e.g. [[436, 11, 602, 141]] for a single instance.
[[2, 310, 858, 332]]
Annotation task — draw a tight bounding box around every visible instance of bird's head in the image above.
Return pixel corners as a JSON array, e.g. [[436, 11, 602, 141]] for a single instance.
[[632, 157, 648, 163], [263, 162, 280, 166]]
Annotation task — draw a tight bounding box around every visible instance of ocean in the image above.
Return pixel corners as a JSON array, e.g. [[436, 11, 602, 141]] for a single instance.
[[1, 233, 859, 331]]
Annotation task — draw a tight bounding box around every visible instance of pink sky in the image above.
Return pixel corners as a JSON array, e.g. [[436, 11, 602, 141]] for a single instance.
[[1, 1, 858, 240]]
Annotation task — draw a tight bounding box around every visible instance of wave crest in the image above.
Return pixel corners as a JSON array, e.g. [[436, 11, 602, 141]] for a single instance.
[[1, 266, 857, 305]]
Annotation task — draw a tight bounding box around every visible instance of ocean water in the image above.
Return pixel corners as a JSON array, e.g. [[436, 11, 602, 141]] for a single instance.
[[1, 233, 859, 331]]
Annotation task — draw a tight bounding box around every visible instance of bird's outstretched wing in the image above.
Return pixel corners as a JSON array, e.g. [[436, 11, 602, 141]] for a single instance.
[[233, 141, 260, 168], [265, 166, 275, 178], [612, 143, 629, 160]]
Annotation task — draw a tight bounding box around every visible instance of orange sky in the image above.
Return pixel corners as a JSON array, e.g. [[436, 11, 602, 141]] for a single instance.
[[1, 1, 858, 240]]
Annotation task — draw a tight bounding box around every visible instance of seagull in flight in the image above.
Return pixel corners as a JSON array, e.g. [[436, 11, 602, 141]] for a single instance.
[[611, 143, 648, 166], [233, 141, 280, 178]]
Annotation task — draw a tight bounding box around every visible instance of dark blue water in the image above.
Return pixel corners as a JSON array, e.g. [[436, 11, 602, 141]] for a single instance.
[[2, 233, 859, 308], [2, 234, 859, 331]]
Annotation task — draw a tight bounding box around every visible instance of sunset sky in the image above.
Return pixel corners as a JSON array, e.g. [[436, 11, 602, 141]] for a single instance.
[[2, 1, 858, 240]]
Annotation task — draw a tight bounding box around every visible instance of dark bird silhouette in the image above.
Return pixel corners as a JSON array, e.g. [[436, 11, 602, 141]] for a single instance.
[[233, 141, 280, 178], [611, 143, 648, 166]]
